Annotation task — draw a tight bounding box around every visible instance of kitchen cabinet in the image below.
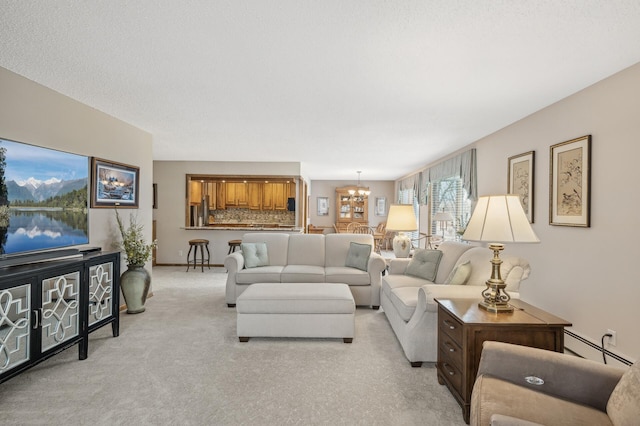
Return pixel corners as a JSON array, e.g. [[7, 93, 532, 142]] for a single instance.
[[263, 182, 290, 210], [216, 182, 226, 210], [189, 180, 201, 205], [225, 182, 249, 207], [189, 181, 216, 210], [185, 176, 298, 220], [248, 183, 261, 210]]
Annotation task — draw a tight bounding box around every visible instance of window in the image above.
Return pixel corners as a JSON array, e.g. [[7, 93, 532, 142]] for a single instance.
[[401, 149, 476, 243], [429, 177, 471, 240]]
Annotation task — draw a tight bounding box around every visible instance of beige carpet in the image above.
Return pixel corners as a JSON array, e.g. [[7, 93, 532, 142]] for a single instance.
[[0, 266, 465, 426]]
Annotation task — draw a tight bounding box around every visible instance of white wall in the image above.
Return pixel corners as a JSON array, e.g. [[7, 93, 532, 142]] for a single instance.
[[308, 180, 395, 229], [0, 67, 153, 272], [152, 160, 302, 265], [472, 62, 640, 363]]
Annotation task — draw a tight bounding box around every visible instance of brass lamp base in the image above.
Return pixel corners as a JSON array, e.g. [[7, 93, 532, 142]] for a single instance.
[[478, 243, 514, 314]]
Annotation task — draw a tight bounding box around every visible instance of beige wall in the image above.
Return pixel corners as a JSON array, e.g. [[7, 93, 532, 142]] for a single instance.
[[0, 67, 153, 272], [467, 63, 640, 364], [152, 160, 303, 265], [308, 180, 395, 229]]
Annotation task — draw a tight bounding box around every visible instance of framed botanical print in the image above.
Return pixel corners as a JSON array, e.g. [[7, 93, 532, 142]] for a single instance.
[[508, 151, 535, 223], [549, 135, 591, 227]]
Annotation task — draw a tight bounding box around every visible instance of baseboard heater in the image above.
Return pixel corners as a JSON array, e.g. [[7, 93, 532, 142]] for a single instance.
[[564, 329, 633, 366]]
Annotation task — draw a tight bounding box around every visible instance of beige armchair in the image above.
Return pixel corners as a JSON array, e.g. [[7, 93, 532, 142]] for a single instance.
[[471, 341, 639, 426]]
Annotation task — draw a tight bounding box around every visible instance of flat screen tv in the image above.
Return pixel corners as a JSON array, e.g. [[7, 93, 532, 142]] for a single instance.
[[0, 137, 89, 259]]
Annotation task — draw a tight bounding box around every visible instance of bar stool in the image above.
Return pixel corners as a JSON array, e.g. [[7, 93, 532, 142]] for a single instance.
[[186, 239, 210, 272], [228, 239, 242, 254]]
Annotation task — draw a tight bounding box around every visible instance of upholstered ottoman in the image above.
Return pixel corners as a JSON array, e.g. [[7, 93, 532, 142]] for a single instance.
[[236, 283, 355, 343]]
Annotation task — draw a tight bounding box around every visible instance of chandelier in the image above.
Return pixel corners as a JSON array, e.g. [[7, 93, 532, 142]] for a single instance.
[[348, 171, 371, 196]]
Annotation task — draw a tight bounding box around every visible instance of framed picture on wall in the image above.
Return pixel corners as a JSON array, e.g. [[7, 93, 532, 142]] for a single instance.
[[375, 197, 386, 216], [91, 158, 140, 208], [317, 196, 329, 216], [507, 151, 535, 223], [549, 135, 591, 227]]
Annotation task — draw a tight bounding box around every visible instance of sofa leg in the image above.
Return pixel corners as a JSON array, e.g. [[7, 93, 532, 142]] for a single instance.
[[371, 305, 379, 310], [343, 338, 353, 343], [227, 303, 236, 308], [410, 361, 423, 368], [239, 337, 249, 342]]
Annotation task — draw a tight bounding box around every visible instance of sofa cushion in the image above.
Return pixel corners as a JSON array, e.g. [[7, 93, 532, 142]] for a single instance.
[[345, 242, 371, 271], [241, 242, 269, 268], [434, 241, 475, 283], [405, 249, 442, 281], [445, 260, 471, 285], [236, 266, 284, 284], [281, 265, 326, 283], [325, 234, 374, 267], [381, 273, 432, 299], [325, 266, 370, 286], [389, 286, 420, 322], [287, 234, 325, 266], [607, 361, 640, 425]]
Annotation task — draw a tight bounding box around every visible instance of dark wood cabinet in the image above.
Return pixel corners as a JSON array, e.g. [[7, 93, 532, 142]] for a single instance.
[[0, 251, 120, 384], [435, 298, 571, 424]]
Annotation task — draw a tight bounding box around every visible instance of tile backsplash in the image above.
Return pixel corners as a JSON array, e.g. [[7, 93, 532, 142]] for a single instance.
[[211, 209, 295, 225]]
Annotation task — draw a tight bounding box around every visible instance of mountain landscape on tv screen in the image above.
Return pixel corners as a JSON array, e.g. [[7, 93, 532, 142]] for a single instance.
[[6, 177, 88, 204]]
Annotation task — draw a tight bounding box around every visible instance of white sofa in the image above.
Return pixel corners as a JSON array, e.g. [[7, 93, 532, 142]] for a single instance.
[[381, 241, 531, 366], [224, 233, 387, 308]]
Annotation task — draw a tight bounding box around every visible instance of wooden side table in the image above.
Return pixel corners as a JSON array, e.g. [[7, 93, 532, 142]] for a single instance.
[[435, 298, 571, 424]]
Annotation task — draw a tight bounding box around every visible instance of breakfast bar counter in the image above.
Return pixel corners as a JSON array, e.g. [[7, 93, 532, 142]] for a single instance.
[[177, 226, 302, 266], [183, 225, 302, 232]]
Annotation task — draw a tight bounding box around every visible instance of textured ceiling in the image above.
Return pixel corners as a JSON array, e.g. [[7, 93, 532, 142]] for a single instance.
[[1, 1, 640, 180]]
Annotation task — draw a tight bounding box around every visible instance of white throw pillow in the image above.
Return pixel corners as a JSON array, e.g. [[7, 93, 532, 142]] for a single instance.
[[241, 242, 269, 268], [445, 260, 472, 285]]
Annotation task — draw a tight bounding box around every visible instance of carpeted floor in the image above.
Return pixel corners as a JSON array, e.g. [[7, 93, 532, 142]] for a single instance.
[[0, 266, 466, 425]]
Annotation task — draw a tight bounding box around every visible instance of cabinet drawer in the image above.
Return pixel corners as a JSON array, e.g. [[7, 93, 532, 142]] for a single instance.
[[438, 353, 463, 395], [439, 332, 463, 370], [438, 307, 463, 345]]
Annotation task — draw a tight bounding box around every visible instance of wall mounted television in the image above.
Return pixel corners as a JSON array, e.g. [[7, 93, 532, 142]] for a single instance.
[[0, 137, 89, 261]]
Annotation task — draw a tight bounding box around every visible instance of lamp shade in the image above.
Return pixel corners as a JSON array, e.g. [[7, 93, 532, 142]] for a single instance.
[[462, 195, 539, 243], [433, 211, 454, 222], [386, 204, 418, 232]]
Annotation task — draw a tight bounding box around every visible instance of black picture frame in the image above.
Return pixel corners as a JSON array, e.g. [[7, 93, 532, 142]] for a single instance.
[[549, 135, 591, 227]]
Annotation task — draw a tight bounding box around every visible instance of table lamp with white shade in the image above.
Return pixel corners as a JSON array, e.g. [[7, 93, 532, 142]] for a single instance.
[[433, 210, 454, 238], [386, 204, 418, 258], [462, 195, 539, 313]]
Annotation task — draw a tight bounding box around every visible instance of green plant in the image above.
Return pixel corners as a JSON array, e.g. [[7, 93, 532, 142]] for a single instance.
[[115, 210, 157, 267]]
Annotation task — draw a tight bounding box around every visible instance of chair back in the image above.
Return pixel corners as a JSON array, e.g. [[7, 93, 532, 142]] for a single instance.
[[346, 222, 360, 233], [353, 224, 374, 235]]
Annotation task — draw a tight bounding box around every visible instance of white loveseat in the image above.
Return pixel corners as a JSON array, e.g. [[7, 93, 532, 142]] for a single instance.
[[381, 241, 531, 366], [224, 233, 387, 308]]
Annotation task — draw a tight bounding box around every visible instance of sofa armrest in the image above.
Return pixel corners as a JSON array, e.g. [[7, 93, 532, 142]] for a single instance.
[[387, 258, 411, 275], [419, 284, 485, 312], [490, 414, 543, 426], [367, 252, 387, 307], [224, 251, 244, 272], [224, 252, 245, 305], [476, 341, 625, 412]]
